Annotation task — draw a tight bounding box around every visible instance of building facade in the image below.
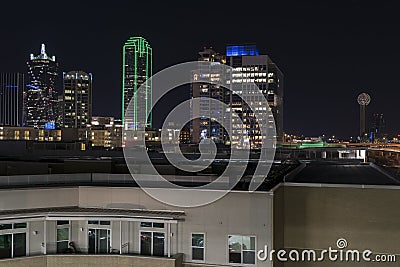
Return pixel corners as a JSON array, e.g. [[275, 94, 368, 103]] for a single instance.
[[190, 48, 227, 144], [0, 158, 398, 266], [122, 37, 152, 129], [62, 71, 93, 128], [0, 73, 24, 126], [226, 44, 284, 146], [0, 126, 61, 141], [190, 45, 284, 148], [89, 116, 122, 148], [370, 113, 386, 142], [0, 184, 273, 267], [25, 44, 59, 129]]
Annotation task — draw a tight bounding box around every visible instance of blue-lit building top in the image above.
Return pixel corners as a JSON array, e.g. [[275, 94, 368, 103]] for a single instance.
[[226, 45, 259, 56]]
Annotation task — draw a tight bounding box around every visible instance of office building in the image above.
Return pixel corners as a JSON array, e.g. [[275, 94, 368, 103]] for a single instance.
[[0, 73, 24, 126], [190, 45, 283, 147], [122, 37, 152, 129], [226, 44, 284, 147], [371, 113, 386, 142], [62, 71, 93, 128], [56, 95, 64, 127], [90, 116, 122, 148], [25, 44, 59, 129], [0, 126, 61, 141], [190, 47, 227, 144]]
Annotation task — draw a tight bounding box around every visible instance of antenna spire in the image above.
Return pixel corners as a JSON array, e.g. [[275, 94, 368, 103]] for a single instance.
[[41, 43, 46, 55]]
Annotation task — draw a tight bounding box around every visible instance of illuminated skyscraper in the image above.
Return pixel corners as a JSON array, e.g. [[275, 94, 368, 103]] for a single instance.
[[122, 37, 152, 129], [190, 45, 284, 147], [25, 44, 59, 129], [226, 44, 284, 146], [62, 71, 93, 128], [191, 47, 227, 143], [370, 113, 386, 142], [0, 73, 24, 126]]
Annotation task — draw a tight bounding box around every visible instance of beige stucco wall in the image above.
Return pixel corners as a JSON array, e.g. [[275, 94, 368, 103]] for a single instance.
[[282, 185, 400, 267], [0, 187, 79, 210]]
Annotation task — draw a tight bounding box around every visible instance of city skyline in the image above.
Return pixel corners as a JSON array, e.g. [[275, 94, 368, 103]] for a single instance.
[[1, 39, 392, 140], [0, 1, 399, 138], [0, 2, 399, 266]]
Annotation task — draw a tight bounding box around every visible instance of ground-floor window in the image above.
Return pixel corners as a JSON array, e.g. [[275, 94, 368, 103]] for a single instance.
[[56, 220, 70, 253], [140, 231, 165, 256], [0, 222, 27, 259], [228, 235, 256, 264], [0, 229, 27, 259], [191, 233, 205, 261], [13, 233, 26, 257], [0, 234, 12, 259]]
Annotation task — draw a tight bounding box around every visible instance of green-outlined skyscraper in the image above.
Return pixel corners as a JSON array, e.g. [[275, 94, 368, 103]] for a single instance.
[[122, 37, 152, 129]]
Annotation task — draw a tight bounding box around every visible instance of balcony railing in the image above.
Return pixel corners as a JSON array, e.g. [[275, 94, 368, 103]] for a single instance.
[[0, 253, 183, 267]]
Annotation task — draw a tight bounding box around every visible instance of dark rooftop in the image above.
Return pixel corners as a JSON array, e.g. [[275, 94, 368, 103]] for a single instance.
[[0, 155, 300, 192], [285, 161, 400, 186]]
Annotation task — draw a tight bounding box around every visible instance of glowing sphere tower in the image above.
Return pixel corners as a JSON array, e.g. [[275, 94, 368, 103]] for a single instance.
[[357, 93, 371, 138]]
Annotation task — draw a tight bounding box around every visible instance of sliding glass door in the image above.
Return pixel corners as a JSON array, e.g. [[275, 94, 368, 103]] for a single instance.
[[13, 233, 26, 257], [0, 233, 26, 259], [140, 231, 165, 256], [88, 229, 111, 254], [0, 234, 11, 259]]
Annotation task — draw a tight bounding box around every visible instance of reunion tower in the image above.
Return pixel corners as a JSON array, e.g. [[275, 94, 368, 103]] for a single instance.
[[357, 93, 371, 138]]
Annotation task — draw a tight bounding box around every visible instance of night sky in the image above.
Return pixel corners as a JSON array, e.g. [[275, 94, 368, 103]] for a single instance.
[[0, 0, 399, 138]]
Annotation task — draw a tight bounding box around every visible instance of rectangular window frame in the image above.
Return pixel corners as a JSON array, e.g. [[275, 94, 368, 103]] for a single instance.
[[56, 220, 70, 254], [0, 222, 28, 259], [139, 230, 166, 257], [191, 232, 205, 262], [88, 228, 112, 254], [88, 220, 111, 226], [228, 234, 256, 265], [140, 222, 165, 229]]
